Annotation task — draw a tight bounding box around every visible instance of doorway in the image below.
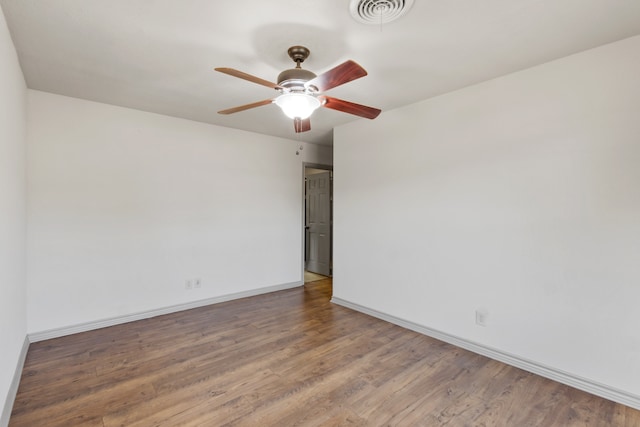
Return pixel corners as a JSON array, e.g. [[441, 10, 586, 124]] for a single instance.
[[303, 164, 332, 281]]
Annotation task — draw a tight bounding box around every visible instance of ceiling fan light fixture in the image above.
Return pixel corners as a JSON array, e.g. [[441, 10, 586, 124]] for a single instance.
[[275, 93, 321, 119]]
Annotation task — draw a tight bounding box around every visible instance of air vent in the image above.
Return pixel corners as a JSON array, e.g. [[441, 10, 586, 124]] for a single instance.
[[349, 0, 414, 25]]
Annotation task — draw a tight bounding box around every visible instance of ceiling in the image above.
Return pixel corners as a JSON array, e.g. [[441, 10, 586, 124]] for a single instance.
[[2, 0, 640, 146]]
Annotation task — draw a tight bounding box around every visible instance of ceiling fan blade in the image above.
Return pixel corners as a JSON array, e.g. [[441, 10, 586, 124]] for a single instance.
[[294, 117, 311, 133], [305, 60, 367, 92], [320, 96, 381, 119], [218, 99, 274, 115], [215, 68, 282, 90]]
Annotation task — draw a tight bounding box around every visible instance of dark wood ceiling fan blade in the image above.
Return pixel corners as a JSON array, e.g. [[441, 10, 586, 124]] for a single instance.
[[305, 60, 367, 92], [321, 96, 381, 119], [294, 117, 311, 133], [218, 99, 274, 115], [215, 68, 282, 90]]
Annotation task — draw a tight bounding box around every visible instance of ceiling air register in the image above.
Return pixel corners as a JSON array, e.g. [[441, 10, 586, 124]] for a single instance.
[[349, 0, 415, 24]]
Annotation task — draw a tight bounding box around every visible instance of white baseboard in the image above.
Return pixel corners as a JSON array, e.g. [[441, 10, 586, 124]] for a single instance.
[[29, 281, 302, 342], [1, 336, 29, 427], [331, 296, 640, 411]]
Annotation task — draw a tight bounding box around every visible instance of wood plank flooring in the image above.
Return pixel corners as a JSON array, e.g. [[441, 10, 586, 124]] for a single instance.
[[10, 279, 640, 426]]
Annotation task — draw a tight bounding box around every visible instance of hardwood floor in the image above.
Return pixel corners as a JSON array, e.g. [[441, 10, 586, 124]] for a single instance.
[[10, 279, 640, 426]]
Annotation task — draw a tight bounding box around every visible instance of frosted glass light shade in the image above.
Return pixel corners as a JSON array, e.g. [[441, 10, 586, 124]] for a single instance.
[[275, 93, 321, 119]]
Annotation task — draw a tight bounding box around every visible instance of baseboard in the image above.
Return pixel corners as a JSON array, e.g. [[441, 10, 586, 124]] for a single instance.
[[1, 335, 29, 427], [29, 281, 302, 342], [331, 296, 640, 411]]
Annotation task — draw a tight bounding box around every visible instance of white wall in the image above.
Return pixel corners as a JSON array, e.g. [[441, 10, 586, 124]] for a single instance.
[[0, 4, 27, 424], [300, 142, 332, 166], [27, 91, 328, 334], [334, 36, 640, 400]]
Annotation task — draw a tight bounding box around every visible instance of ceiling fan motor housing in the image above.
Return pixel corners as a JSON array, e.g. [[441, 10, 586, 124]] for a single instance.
[[277, 68, 317, 92]]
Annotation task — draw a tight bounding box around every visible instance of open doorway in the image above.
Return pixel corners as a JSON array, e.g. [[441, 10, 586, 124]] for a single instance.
[[303, 163, 332, 282]]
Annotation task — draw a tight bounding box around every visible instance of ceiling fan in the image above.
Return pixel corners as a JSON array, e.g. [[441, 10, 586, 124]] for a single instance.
[[215, 46, 381, 133]]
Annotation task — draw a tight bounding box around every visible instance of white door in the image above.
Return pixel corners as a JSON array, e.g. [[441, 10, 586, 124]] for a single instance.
[[305, 171, 331, 276]]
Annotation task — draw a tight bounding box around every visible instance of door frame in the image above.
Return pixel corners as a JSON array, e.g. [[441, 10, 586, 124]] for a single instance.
[[302, 162, 333, 281]]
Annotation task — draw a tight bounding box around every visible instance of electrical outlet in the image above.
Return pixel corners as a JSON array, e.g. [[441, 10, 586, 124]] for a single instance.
[[475, 309, 488, 327], [194, 278, 201, 288], [185, 280, 193, 290]]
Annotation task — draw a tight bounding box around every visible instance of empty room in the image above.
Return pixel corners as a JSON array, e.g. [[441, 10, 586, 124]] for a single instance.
[[1, 0, 640, 425]]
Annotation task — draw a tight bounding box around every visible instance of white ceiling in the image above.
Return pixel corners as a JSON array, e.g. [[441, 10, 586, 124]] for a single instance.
[[2, 0, 640, 146]]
